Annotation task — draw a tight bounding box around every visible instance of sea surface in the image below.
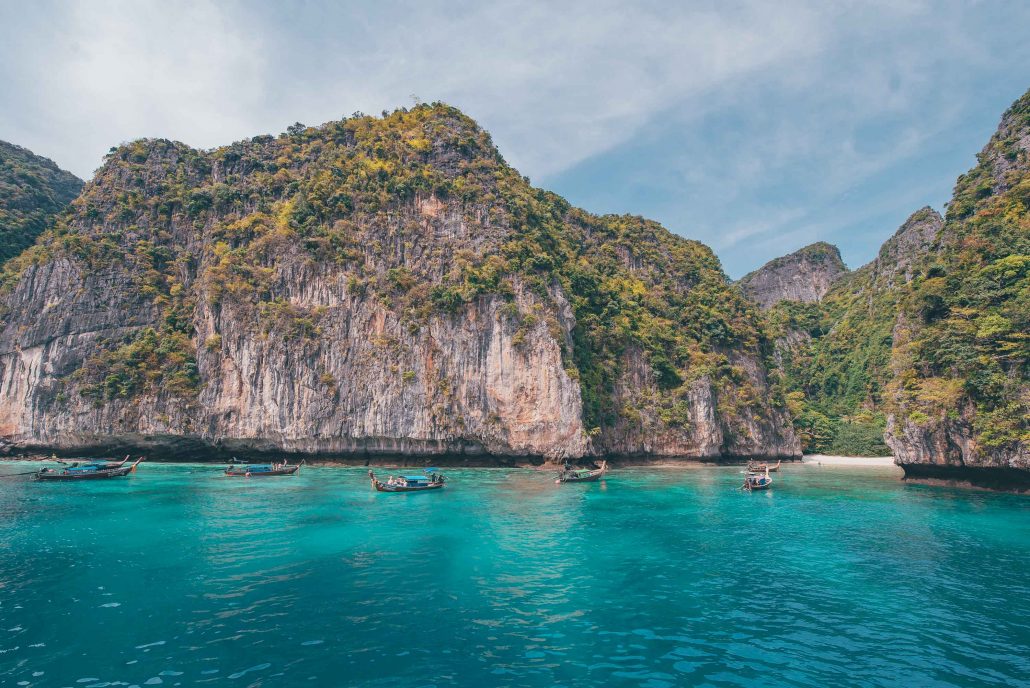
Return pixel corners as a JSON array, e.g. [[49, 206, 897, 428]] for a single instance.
[[1, 461, 1028, 687]]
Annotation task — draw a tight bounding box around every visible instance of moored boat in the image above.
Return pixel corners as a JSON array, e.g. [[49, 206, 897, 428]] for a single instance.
[[36, 456, 143, 481], [369, 469, 446, 492], [747, 459, 781, 473], [224, 460, 300, 477], [741, 467, 773, 492], [555, 460, 607, 484]]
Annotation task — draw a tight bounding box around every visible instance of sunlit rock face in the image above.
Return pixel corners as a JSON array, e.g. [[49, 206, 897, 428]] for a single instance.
[[738, 242, 847, 310], [0, 106, 799, 462]]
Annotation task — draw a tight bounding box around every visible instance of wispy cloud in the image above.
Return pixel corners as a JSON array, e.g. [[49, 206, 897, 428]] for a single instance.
[[0, 0, 1027, 276], [542, 2, 1030, 274], [1, 0, 833, 177], [0, 0, 266, 175]]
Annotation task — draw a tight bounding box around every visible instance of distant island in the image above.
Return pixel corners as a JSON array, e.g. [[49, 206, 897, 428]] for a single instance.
[[0, 89, 1026, 490]]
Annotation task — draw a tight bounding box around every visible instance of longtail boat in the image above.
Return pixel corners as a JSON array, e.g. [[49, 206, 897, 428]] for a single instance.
[[369, 469, 445, 492], [36, 456, 143, 481], [555, 460, 607, 484], [747, 459, 781, 473], [741, 468, 773, 492], [224, 460, 300, 477]]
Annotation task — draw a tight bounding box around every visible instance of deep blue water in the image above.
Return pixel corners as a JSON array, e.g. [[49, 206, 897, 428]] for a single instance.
[[0, 462, 1028, 687]]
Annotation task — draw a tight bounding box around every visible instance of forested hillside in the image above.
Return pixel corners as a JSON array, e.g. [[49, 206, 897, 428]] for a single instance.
[[886, 90, 1029, 479], [0, 105, 797, 461], [0, 141, 82, 263], [763, 209, 942, 456]]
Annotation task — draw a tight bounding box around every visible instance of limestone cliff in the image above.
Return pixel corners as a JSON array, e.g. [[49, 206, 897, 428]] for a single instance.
[[885, 89, 1030, 489], [738, 242, 847, 309], [0, 106, 799, 462], [761, 209, 942, 457], [868, 207, 943, 288]]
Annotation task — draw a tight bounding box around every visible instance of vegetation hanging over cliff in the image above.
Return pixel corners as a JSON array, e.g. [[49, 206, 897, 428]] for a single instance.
[[888, 90, 1030, 459], [756, 89, 1030, 466], [761, 208, 943, 456], [0, 141, 82, 263], [0, 104, 790, 452]]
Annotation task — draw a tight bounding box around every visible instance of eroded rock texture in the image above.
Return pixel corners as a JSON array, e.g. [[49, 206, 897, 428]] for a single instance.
[[0, 106, 799, 462]]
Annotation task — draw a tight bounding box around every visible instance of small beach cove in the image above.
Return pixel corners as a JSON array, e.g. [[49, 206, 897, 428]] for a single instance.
[[802, 454, 898, 466]]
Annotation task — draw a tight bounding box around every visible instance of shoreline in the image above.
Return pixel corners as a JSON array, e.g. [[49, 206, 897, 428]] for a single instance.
[[8, 455, 1029, 493], [802, 454, 897, 467], [0, 451, 804, 469], [0, 454, 894, 469]]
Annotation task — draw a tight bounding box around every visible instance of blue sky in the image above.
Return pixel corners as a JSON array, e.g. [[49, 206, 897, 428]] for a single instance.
[[1, 1, 1028, 276]]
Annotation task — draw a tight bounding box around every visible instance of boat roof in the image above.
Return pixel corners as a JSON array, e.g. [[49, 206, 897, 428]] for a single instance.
[[401, 475, 429, 480]]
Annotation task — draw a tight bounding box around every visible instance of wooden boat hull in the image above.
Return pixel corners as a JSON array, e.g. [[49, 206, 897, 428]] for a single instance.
[[747, 460, 781, 473], [224, 466, 300, 477], [36, 458, 142, 481], [556, 461, 607, 484], [744, 476, 773, 490], [557, 472, 604, 483], [368, 470, 445, 492], [372, 480, 445, 492], [36, 467, 135, 481]]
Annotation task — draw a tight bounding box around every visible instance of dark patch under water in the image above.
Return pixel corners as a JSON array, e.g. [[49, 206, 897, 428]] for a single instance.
[[0, 462, 1027, 687]]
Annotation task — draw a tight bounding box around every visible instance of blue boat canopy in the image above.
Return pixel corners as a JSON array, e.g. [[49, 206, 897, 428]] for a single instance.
[[402, 476, 429, 481]]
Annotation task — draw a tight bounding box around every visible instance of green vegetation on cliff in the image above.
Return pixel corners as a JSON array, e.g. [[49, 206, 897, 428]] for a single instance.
[[0, 141, 82, 263], [768, 278, 896, 456], [1, 104, 786, 442], [763, 207, 943, 456], [889, 90, 1030, 456], [761, 89, 1030, 464]]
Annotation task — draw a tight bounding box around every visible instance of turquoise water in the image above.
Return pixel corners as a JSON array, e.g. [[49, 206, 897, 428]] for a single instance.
[[1, 462, 1028, 687]]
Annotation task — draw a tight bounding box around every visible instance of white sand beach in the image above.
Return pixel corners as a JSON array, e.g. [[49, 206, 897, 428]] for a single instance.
[[802, 454, 896, 466]]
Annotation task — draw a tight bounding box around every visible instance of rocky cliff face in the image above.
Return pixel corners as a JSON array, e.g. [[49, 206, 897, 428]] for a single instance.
[[758, 208, 942, 457], [869, 207, 943, 287], [738, 242, 847, 309], [0, 106, 799, 462], [885, 90, 1030, 489], [0, 141, 83, 263]]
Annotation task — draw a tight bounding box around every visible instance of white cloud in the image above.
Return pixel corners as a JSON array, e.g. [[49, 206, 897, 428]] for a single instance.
[[0, 0, 1026, 278], [278, 1, 835, 178], [2, 0, 839, 178], [0, 0, 265, 177]]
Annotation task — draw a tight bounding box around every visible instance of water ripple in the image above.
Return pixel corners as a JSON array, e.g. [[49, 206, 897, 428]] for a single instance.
[[0, 463, 1027, 686]]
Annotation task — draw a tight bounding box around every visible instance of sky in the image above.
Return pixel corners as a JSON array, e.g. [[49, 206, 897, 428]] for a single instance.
[[1, 1, 1028, 277]]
